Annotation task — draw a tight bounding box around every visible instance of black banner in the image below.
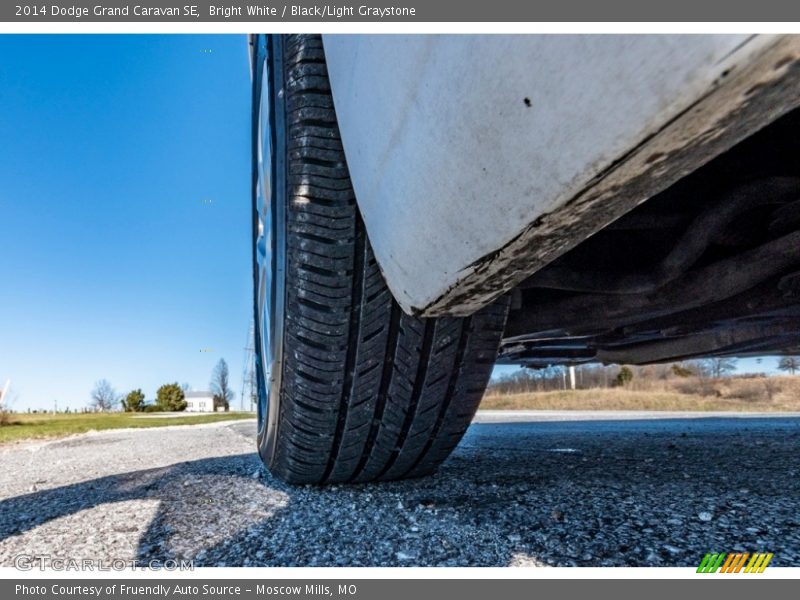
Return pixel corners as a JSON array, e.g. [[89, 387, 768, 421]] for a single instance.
[[4, 0, 800, 22]]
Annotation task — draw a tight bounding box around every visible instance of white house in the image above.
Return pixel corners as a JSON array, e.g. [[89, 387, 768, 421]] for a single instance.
[[184, 391, 215, 413]]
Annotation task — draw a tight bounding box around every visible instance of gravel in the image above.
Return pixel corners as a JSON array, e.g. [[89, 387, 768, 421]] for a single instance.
[[0, 413, 798, 567]]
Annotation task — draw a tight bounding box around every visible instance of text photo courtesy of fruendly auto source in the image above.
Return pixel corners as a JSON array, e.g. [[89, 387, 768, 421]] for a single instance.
[[1, 33, 799, 569]]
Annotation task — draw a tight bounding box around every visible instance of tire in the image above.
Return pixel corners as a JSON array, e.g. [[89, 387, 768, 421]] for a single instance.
[[254, 34, 509, 485]]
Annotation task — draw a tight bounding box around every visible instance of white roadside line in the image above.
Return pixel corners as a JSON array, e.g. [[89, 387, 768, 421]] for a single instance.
[[474, 410, 800, 422]]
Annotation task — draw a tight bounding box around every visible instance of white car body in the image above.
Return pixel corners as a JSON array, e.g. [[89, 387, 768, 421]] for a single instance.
[[322, 34, 800, 316]]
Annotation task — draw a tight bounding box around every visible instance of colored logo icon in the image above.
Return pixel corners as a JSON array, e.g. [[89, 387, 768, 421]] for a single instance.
[[697, 552, 773, 573]]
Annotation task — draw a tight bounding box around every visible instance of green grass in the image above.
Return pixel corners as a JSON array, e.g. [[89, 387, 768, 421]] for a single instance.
[[0, 411, 255, 444]]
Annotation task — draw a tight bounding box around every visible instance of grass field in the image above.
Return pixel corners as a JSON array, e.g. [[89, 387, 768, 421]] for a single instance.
[[0, 411, 255, 444], [481, 376, 800, 412]]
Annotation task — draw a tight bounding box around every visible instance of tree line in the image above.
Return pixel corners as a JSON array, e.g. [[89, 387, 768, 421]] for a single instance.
[[487, 356, 800, 395], [89, 358, 236, 412]]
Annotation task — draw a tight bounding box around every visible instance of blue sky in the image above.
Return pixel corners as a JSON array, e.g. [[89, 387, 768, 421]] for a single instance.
[[0, 35, 252, 411]]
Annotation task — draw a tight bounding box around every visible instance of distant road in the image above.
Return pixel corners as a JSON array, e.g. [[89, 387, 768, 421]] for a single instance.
[[1, 412, 798, 567], [475, 409, 800, 422]]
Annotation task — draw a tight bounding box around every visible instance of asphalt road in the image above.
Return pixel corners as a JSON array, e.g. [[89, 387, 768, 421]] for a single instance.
[[1, 412, 798, 567]]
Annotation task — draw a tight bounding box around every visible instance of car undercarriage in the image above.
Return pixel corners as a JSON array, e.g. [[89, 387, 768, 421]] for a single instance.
[[499, 107, 800, 367]]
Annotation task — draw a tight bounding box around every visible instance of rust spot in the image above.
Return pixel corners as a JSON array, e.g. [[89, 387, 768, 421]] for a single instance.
[[774, 56, 794, 70], [645, 152, 665, 164]]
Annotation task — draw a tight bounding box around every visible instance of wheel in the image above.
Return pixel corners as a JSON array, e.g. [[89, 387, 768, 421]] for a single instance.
[[254, 34, 509, 485]]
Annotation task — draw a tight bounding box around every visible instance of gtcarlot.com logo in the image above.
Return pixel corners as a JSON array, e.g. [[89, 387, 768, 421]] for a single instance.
[[13, 555, 193, 571], [697, 552, 773, 573]]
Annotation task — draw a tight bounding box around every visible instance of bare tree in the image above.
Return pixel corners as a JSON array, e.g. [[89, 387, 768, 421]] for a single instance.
[[778, 356, 800, 376], [696, 358, 738, 379], [90, 379, 118, 412], [210, 359, 234, 411], [487, 364, 645, 394]]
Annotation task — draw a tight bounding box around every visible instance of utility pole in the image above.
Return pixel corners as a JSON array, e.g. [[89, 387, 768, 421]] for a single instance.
[[0, 379, 10, 410], [241, 320, 257, 412]]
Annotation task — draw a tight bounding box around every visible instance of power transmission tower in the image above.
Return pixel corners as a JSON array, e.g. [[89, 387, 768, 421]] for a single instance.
[[0, 379, 9, 410], [240, 320, 257, 412]]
